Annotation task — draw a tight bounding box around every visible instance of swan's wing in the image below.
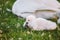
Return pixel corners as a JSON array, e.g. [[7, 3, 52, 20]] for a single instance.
[[12, 0, 40, 18]]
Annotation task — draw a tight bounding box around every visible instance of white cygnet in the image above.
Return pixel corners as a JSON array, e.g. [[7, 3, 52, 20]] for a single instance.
[[23, 15, 57, 30]]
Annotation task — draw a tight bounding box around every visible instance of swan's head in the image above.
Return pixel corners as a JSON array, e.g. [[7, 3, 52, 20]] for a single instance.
[[23, 15, 36, 28], [26, 15, 36, 22]]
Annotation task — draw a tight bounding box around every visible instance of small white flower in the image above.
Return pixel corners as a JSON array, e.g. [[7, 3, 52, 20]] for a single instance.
[[18, 38, 22, 40], [9, 38, 13, 40], [41, 32, 45, 36], [1, 23, 4, 25], [27, 31, 31, 34], [7, 26, 10, 28], [49, 34, 51, 38], [16, 23, 20, 28], [5, 1, 9, 5]]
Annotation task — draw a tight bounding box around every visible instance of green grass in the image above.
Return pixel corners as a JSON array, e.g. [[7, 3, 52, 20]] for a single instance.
[[0, 0, 60, 40]]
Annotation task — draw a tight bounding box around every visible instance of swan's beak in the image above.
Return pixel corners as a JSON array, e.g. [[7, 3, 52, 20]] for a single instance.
[[23, 22, 29, 28]]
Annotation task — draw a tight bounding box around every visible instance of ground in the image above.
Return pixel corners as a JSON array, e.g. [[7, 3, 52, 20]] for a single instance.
[[0, 0, 60, 40]]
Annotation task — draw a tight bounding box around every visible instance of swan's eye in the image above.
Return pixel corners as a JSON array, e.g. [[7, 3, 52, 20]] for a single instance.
[[28, 20, 30, 21]]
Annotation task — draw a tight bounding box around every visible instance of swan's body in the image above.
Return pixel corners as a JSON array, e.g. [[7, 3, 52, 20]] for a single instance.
[[12, 0, 60, 19]]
